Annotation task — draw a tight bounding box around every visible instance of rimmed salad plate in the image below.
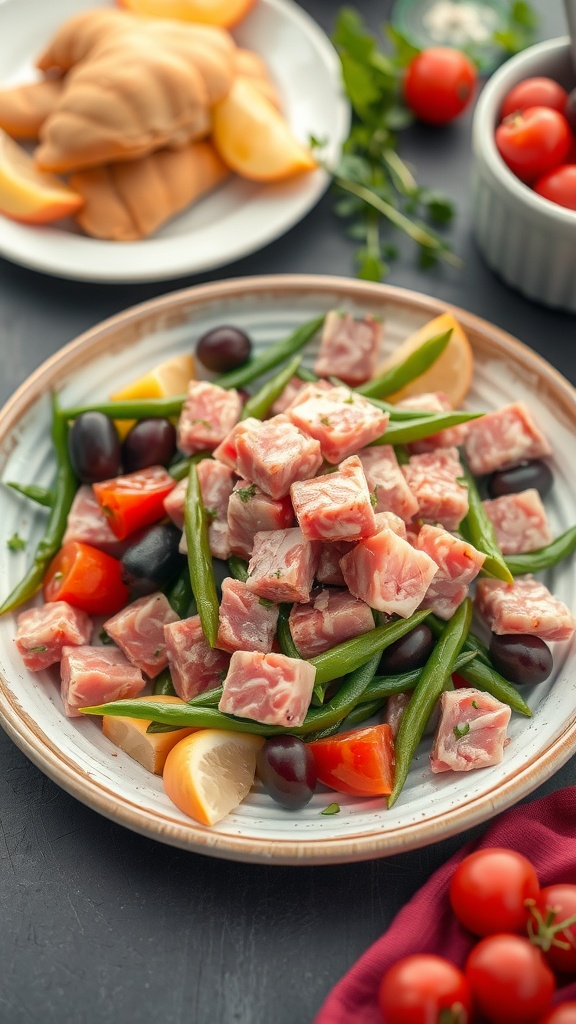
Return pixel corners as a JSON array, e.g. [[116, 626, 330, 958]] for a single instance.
[[0, 274, 574, 865], [0, 0, 349, 282]]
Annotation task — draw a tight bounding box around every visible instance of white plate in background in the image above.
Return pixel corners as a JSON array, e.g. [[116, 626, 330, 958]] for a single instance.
[[0, 0, 349, 282]]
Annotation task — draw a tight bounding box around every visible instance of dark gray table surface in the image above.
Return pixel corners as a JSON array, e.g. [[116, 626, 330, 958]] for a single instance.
[[1, 2, 575, 1022]]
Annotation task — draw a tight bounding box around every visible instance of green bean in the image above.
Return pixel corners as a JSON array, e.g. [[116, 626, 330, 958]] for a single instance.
[[460, 462, 513, 584], [357, 329, 453, 398], [295, 365, 318, 383], [427, 615, 530, 716], [240, 354, 302, 421], [5, 482, 54, 507], [388, 598, 472, 808], [362, 649, 477, 703], [62, 395, 186, 420], [505, 525, 576, 576], [152, 670, 177, 696], [0, 395, 77, 615], [277, 604, 300, 658], [84, 652, 381, 737], [305, 694, 387, 741], [169, 451, 212, 481], [184, 464, 219, 647], [328, 377, 438, 421], [187, 685, 224, 708], [228, 556, 249, 582], [310, 609, 430, 692], [370, 411, 483, 447], [214, 315, 326, 390], [165, 567, 196, 618]]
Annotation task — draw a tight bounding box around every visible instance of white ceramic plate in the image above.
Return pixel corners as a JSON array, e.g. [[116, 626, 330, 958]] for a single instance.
[[0, 275, 574, 865], [0, 0, 349, 282]]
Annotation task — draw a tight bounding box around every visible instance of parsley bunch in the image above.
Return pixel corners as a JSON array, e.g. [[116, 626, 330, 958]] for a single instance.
[[325, 8, 460, 282]]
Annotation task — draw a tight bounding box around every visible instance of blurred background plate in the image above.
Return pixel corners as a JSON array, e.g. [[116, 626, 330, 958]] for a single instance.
[[0, 0, 349, 282], [0, 275, 574, 864]]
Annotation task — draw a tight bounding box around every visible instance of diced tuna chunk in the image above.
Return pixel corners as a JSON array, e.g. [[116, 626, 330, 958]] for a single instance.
[[402, 447, 469, 531], [290, 455, 375, 542], [60, 645, 145, 717], [482, 489, 552, 555], [463, 402, 552, 476], [212, 417, 260, 469], [227, 479, 295, 560], [270, 377, 334, 417], [235, 414, 323, 499], [103, 592, 179, 678], [217, 578, 279, 654], [63, 485, 127, 557], [395, 391, 471, 454], [164, 615, 231, 701], [313, 311, 381, 386], [288, 587, 374, 658], [372, 511, 407, 538], [246, 527, 319, 604], [414, 524, 486, 620], [288, 386, 389, 464], [358, 445, 419, 522], [475, 576, 575, 641], [15, 601, 92, 672], [430, 688, 511, 773], [163, 477, 187, 530], [341, 528, 438, 617], [315, 541, 354, 586], [196, 458, 235, 560], [177, 380, 242, 455], [219, 650, 316, 727]]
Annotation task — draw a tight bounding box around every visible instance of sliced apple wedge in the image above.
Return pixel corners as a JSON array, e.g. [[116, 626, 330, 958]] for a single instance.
[[212, 77, 317, 183], [0, 129, 83, 224], [118, 0, 255, 28]]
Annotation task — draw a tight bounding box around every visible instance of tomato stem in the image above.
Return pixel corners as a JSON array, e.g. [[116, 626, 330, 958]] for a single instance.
[[526, 898, 576, 952]]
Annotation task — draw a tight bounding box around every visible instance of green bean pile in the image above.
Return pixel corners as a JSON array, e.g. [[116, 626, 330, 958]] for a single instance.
[[3, 310, 574, 812]]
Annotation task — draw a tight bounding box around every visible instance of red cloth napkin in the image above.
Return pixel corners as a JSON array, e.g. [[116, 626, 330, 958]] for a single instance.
[[315, 787, 576, 1023]]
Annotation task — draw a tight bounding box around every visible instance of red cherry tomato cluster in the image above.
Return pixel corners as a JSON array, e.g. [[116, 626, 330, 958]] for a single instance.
[[404, 48, 478, 125], [495, 76, 576, 211], [378, 848, 576, 1024]]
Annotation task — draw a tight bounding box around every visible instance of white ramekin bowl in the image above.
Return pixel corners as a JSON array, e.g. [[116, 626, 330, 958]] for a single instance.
[[471, 37, 576, 311]]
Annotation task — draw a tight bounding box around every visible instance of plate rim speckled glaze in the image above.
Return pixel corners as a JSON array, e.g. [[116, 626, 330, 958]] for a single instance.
[[0, 274, 574, 865], [0, 0, 349, 282]]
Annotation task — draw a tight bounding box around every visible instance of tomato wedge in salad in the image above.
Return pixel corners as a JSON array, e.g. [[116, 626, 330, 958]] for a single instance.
[[308, 724, 395, 797], [43, 541, 129, 616], [93, 465, 175, 540]]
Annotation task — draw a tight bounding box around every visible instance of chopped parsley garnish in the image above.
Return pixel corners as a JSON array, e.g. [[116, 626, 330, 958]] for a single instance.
[[472, 700, 479, 709], [191, 419, 212, 430], [320, 416, 331, 427], [29, 645, 47, 653], [370, 491, 378, 508], [453, 722, 470, 740], [7, 533, 26, 552], [321, 802, 341, 816], [237, 484, 257, 503]]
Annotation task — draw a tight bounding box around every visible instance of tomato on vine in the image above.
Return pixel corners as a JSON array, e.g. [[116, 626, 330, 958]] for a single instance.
[[449, 848, 540, 936], [528, 884, 576, 974], [378, 954, 471, 1024], [465, 934, 555, 1024]]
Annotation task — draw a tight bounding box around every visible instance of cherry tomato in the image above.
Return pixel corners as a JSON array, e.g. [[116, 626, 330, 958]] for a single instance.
[[495, 106, 572, 183], [43, 541, 129, 616], [534, 165, 576, 211], [501, 77, 569, 120], [538, 1004, 576, 1024], [93, 465, 176, 540], [449, 848, 540, 936], [378, 954, 471, 1024], [530, 884, 576, 974], [307, 724, 394, 797], [404, 47, 477, 125], [465, 934, 555, 1024]]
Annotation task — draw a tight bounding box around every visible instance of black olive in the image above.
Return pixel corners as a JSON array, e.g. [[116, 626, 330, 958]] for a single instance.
[[487, 460, 553, 500], [122, 419, 177, 473], [68, 412, 121, 483], [489, 633, 553, 686], [120, 522, 185, 596], [196, 326, 252, 373], [378, 624, 435, 675]]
